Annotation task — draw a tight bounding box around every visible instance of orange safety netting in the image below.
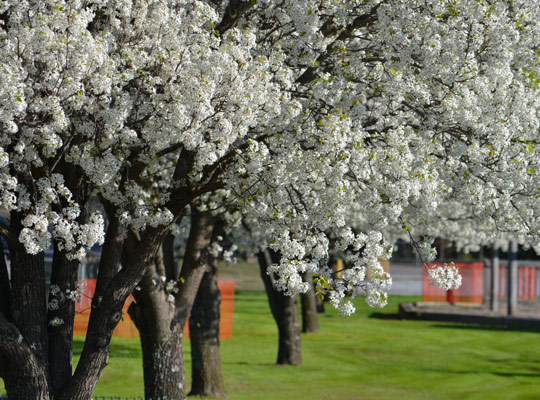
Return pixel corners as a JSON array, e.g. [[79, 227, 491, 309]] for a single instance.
[[184, 280, 235, 340], [422, 262, 484, 303], [498, 266, 536, 301], [74, 279, 235, 339]]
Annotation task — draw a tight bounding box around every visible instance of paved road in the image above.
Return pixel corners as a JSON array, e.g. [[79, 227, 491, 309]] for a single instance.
[[218, 259, 425, 295], [388, 262, 422, 296]]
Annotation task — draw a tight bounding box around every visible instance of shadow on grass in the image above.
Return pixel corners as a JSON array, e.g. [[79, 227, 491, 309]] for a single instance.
[[368, 312, 540, 333], [368, 312, 402, 320], [421, 366, 540, 378], [492, 371, 540, 378], [429, 323, 540, 334], [222, 361, 283, 367]]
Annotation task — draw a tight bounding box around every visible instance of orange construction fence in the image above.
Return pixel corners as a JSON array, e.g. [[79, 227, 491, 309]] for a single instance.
[[422, 262, 484, 303], [74, 279, 235, 339], [498, 266, 536, 301], [184, 280, 235, 340]]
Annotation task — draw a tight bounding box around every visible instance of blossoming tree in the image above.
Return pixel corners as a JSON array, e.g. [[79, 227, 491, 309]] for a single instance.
[[2, 0, 540, 399]]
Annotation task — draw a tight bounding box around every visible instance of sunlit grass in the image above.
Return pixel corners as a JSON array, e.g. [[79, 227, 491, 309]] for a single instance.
[[2, 292, 540, 399]]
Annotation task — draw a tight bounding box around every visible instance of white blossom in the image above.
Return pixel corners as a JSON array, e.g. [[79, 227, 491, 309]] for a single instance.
[[427, 263, 462, 291]]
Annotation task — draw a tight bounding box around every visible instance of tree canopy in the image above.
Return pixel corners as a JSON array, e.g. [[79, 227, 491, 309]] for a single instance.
[[2, 0, 540, 397]]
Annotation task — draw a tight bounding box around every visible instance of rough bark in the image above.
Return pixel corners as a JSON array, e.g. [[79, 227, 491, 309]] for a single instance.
[[139, 325, 185, 399], [173, 213, 215, 327], [0, 313, 50, 400], [275, 294, 301, 365], [0, 213, 50, 399], [189, 254, 226, 398], [128, 252, 184, 400], [48, 246, 79, 397], [127, 212, 215, 400], [300, 271, 319, 333], [7, 214, 49, 365], [257, 250, 302, 366], [60, 225, 168, 400], [0, 238, 11, 320], [91, 209, 124, 307]]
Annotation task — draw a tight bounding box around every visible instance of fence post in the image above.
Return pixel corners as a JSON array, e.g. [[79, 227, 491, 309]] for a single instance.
[[490, 240, 500, 312], [446, 289, 455, 304], [507, 239, 518, 316]]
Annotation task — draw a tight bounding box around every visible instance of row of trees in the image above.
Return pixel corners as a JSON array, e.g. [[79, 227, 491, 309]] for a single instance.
[[2, 0, 540, 399]]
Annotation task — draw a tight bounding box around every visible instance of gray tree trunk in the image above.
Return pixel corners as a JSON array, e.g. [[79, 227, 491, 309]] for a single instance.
[[300, 271, 319, 333], [128, 250, 184, 400], [47, 246, 79, 397], [127, 212, 215, 400], [257, 250, 302, 366], [189, 254, 226, 397], [1, 213, 50, 399]]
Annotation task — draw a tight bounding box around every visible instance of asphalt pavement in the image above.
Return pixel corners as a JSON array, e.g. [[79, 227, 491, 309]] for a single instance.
[[388, 262, 422, 296]]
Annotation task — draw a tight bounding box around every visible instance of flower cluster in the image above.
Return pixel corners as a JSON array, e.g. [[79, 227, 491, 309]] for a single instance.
[[48, 317, 64, 327], [165, 279, 179, 303], [66, 280, 87, 303], [427, 263, 462, 291]]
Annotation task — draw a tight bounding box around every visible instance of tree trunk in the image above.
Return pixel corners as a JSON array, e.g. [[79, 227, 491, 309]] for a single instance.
[[0, 238, 11, 320], [1, 213, 51, 399], [315, 294, 325, 313], [127, 212, 215, 400], [0, 312, 50, 399], [257, 250, 302, 366], [7, 215, 48, 365], [189, 254, 226, 398], [140, 325, 185, 399], [60, 225, 168, 400], [130, 298, 185, 399], [275, 294, 301, 365], [48, 246, 79, 397], [300, 271, 319, 333], [128, 247, 185, 400]]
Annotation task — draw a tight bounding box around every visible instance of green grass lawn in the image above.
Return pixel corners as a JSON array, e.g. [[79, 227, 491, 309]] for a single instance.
[[2, 292, 540, 399]]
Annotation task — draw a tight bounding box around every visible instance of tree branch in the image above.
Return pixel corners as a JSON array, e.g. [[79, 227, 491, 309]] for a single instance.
[[296, 7, 380, 85], [0, 220, 9, 239], [215, 0, 255, 34], [0, 238, 11, 321], [173, 212, 215, 327]]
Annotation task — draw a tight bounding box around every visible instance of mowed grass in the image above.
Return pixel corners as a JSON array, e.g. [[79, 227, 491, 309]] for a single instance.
[[2, 292, 540, 399]]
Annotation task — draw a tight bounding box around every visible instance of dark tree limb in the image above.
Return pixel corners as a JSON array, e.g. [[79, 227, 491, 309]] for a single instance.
[[0, 238, 11, 321], [61, 225, 170, 400], [0, 220, 9, 239], [173, 212, 216, 328], [296, 7, 379, 85], [163, 232, 177, 280], [216, 0, 255, 34]]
